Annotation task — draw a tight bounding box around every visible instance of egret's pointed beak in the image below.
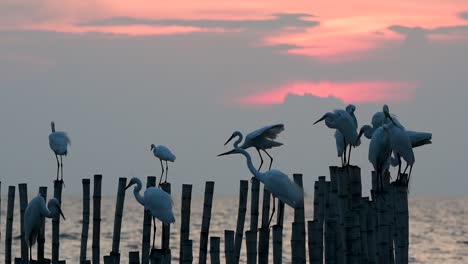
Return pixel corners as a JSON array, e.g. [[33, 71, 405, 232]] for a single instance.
[[313, 115, 326, 125], [224, 134, 236, 146], [356, 129, 364, 145], [125, 182, 132, 191], [57, 205, 66, 221], [217, 149, 237, 157]]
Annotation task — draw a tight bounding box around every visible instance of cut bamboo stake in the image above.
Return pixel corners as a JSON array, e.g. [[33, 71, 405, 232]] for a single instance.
[[198, 181, 215, 264], [52, 180, 64, 263], [258, 188, 271, 264], [293, 174, 306, 264], [179, 184, 192, 262], [37, 186, 47, 261], [224, 230, 235, 264], [250, 178, 260, 230], [272, 225, 283, 264], [246, 230, 257, 264], [329, 167, 346, 264], [313, 176, 326, 264], [308, 220, 322, 264], [367, 200, 377, 264], [359, 198, 369, 264], [18, 183, 28, 261], [291, 222, 305, 263], [324, 180, 337, 264], [210, 237, 220, 264], [129, 252, 140, 264], [142, 176, 156, 264], [80, 179, 91, 264], [92, 175, 102, 264], [394, 174, 408, 264], [109, 177, 127, 263], [234, 180, 249, 263], [5, 186, 15, 264], [182, 240, 193, 264], [160, 182, 172, 264]]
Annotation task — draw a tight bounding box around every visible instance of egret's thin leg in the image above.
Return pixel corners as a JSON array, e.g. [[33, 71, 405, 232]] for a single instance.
[[263, 150, 273, 171], [29, 243, 32, 262], [397, 154, 402, 180], [159, 159, 164, 185], [402, 163, 409, 175], [60, 155, 64, 181], [152, 217, 156, 249], [407, 165, 413, 185], [256, 148, 264, 171], [165, 160, 169, 183], [55, 154, 60, 181], [341, 155, 344, 167], [348, 145, 353, 166], [268, 197, 276, 227], [343, 141, 347, 166]]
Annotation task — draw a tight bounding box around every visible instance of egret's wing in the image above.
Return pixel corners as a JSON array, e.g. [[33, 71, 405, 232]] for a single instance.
[[144, 188, 174, 212], [406, 130, 432, 148], [267, 171, 303, 208], [155, 145, 176, 161], [334, 130, 345, 157], [247, 124, 284, 141]]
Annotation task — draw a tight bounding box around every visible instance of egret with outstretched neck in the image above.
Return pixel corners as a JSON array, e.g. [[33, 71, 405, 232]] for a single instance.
[[125, 177, 175, 249], [49, 121, 71, 182], [150, 144, 176, 185], [224, 124, 284, 171], [218, 133, 303, 227], [24, 195, 65, 262]]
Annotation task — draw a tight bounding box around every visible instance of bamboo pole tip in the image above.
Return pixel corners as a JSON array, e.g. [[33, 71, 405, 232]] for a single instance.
[[82, 179, 90, 183]]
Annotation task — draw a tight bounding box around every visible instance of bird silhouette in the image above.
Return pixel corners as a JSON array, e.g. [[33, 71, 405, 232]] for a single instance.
[[49, 122, 70, 183], [150, 145, 176, 185], [335, 104, 359, 166]]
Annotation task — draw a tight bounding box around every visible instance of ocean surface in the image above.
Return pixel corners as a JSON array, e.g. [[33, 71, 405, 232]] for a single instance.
[[0, 196, 467, 263]]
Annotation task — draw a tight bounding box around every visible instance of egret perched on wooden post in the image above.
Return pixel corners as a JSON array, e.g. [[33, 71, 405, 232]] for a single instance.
[[218, 134, 303, 227], [125, 177, 175, 249], [24, 195, 65, 262], [49, 122, 71, 182], [224, 124, 284, 171], [150, 144, 176, 185], [314, 108, 360, 166], [335, 104, 358, 166]]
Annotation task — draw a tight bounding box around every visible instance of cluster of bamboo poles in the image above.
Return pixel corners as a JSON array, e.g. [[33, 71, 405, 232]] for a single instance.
[[1, 165, 409, 264]]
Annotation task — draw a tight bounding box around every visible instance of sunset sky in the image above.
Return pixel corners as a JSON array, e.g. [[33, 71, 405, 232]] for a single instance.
[[1, 0, 468, 196]]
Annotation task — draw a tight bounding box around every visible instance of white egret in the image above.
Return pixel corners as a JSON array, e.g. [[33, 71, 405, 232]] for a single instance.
[[125, 177, 175, 249], [224, 124, 284, 171], [335, 104, 358, 166], [314, 109, 360, 166], [49, 122, 71, 182], [150, 145, 176, 185], [24, 195, 65, 262], [218, 134, 303, 227]]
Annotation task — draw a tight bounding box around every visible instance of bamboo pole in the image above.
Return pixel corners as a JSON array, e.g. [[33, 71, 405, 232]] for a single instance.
[[210, 237, 220, 264], [198, 181, 215, 264], [291, 222, 305, 263], [359, 198, 369, 264], [313, 176, 326, 264], [92, 174, 102, 264], [250, 178, 260, 230], [109, 177, 127, 263], [129, 252, 140, 264], [224, 230, 235, 264], [293, 174, 306, 264], [182, 240, 193, 264], [80, 179, 91, 264], [366, 200, 377, 264], [246, 230, 257, 264], [234, 180, 249, 263], [179, 184, 192, 262], [37, 186, 47, 261], [142, 176, 156, 264], [272, 225, 283, 264], [52, 180, 64, 263], [308, 220, 321, 264], [5, 186, 15, 264], [258, 188, 270, 264], [18, 183, 28, 261], [330, 167, 346, 264], [160, 182, 172, 264], [374, 173, 389, 264], [323, 180, 337, 264], [394, 174, 408, 264]]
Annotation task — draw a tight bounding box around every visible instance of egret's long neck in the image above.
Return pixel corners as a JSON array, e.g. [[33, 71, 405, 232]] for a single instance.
[[133, 179, 145, 206], [235, 147, 266, 182], [43, 204, 54, 218]]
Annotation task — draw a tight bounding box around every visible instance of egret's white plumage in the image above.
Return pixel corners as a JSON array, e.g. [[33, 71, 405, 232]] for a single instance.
[[49, 122, 70, 182], [24, 195, 65, 261], [224, 124, 284, 171], [126, 177, 175, 249], [150, 144, 176, 185], [219, 133, 303, 226], [335, 105, 358, 165], [367, 126, 392, 190]]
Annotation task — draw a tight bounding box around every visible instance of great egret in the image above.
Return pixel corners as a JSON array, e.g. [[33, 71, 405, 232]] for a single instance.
[[335, 104, 358, 166], [49, 122, 71, 182], [224, 124, 284, 171], [24, 195, 65, 262], [218, 134, 303, 227], [384, 106, 415, 183], [150, 145, 176, 185], [125, 177, 175, 249], [314, 109, 360, 166]]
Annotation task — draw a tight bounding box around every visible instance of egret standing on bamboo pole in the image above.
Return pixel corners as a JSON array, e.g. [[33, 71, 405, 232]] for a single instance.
[[125, 177, 175, 249], [224, 124, 284, 171], [24, 195, 65, 262], [150, 145, 176, 185], [335, 104, 358, 166], [218, 134, 302, 227], [49, 122, 71, 183]]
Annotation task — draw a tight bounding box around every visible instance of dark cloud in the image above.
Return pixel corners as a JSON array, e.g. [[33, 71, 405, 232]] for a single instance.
[[459, 11, 468, 20], [388, 24, 468, 36], [78, 13, 319, 31]]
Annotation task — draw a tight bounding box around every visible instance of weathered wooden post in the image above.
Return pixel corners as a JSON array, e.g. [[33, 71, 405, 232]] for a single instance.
[[179, 184, 192, 262], [394, 174, 409, 264], [224, 230, 235, 264], [92, 174, 102, 264], [359, 197, 369, 264], [160, 182, 172, 263], [5, 186, 15, 264], [107, 177, 127, 263], [37, 186, 48, 262], [129, 252, 140, 264], [308, 220, 322, 264], [258, 188, 270, 264], [198, 181, 215, 264], [80, 179, 91, 264], [210, 237, 220, 264], [18, 183, 28, 262], [272, 225, 283, 264], [249, 178, 260, 264], [292, 174, 306, 264], [324, 180, 337, 264], [373, 172, 389, 264], [246, 230, 258, 264], [142, 176, 156, 264], [182, 240, 193, 264], [367, 200, 377, 264], [234, 180, 249, 263], [329, 168, 345, 264], [52, 180, 65, 263], [312, 176, 326, 264]]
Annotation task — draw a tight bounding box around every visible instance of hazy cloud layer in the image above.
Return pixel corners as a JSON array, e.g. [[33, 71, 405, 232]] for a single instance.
[[460, 11, 468, 20]]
